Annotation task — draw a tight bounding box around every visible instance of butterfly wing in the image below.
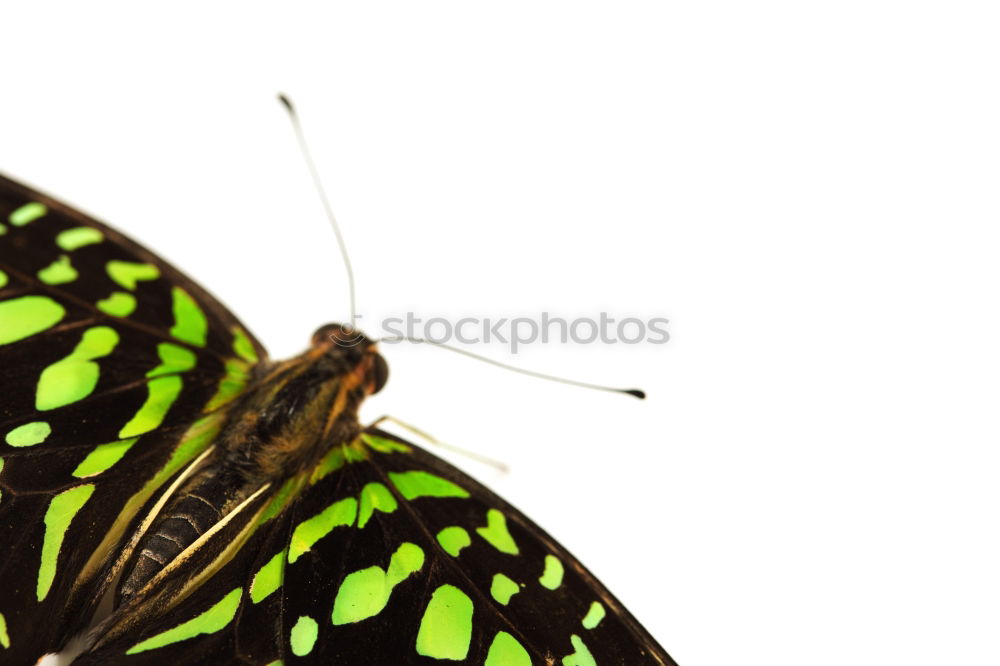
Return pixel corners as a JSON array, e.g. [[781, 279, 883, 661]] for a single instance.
[[75, 428, 676, 665], [0, 174, 266, 663]]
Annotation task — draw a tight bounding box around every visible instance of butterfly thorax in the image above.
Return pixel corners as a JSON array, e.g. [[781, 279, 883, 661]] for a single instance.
[[116, 324, 387, 604]]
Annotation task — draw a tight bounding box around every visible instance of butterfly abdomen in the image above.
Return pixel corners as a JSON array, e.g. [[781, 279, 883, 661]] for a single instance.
[[116, 465, 242, 604]]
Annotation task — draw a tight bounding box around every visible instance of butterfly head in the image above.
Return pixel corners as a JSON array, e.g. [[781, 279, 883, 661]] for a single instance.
[[311, 323, 389, 395]]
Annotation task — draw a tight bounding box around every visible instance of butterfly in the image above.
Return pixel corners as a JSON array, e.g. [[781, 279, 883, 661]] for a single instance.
[[0, 171, 676, 665]]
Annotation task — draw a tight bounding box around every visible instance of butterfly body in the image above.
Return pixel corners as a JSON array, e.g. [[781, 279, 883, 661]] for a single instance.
[[0, 173, 676, 664], [117, 325, 384, 604]]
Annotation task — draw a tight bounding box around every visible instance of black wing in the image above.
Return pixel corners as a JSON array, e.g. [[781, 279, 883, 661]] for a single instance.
[[76, 428, 676, 665], [0, 174, 266, 663]]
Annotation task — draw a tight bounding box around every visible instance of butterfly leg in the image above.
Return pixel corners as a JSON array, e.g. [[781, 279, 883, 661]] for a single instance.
[[367, 414, 509, 474]]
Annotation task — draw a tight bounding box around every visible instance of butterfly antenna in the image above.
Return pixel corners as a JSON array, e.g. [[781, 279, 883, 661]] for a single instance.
[[380, 336, 646, 399], [278, 93, 358, 325]]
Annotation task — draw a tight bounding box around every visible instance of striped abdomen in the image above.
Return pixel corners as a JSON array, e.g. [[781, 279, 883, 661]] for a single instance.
[[116, 466, 236, 604]]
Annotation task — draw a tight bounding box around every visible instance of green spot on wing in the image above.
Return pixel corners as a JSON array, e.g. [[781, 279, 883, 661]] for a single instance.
[[360, 433, 411, 453], [0, 270, 7, 288], [147, 343, 197, 378], [562, 634, 597, 666], [37, 255, 78, 285], [357, 482, 398, 528], [232, 326, 258, 363], [96, 291, 137, 317], [126, 588, 242, 654], [170, 287, 208, 346], [343, 445, 367, 463], [477, 509, 519, 555], [72, 438, 138, 477], [388, 470, 469, 500], [106, 260, 160, 290], [6, 421, 51, 447], [118, 375, 182, 438], [416, 584, 473, 660], [36, 326, 119, 411], [485, 631, 531, 666], [0, 611, 9, 649], [310, 447, 349, 484], [258, 478, 302, 524], [204, 358, 251, 412], [159, 416, 219, 480], [331, 542, 424, 625], [581, 601, 606, 629], [38, 484, 95, 600], [490, 573, 520, 606], [288, 497, 357, 564], [250, 549, 286, 604], [56, 226, 104, 250], [290, 616, 318, 657], [0, 295, 65, 345], [540, 554, 564, 590], [436, 526, 471, 557], [9, 202, 46, 226]]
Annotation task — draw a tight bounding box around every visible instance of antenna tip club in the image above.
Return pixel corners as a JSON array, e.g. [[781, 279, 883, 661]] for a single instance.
[[623, 389, 646, 400], [277, 93, 294, 112]]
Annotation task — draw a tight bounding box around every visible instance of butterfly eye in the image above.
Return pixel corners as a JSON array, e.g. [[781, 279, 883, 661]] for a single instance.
[[370, 353, 389, 394]]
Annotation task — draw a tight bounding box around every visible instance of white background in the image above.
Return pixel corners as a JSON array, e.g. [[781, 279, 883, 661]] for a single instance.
[[3, 3, 1000, 665]]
